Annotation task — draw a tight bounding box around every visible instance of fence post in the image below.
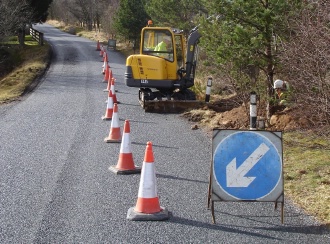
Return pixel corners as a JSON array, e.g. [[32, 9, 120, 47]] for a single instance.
[[39, 32, 44, 45]]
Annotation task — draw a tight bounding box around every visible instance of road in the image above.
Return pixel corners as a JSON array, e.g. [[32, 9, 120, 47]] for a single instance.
[[0, 24, 329, 243]]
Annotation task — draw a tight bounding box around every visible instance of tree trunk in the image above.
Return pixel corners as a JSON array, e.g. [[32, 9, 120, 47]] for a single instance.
[[17, 27, 25, 47], [265, 41, 274, 120]]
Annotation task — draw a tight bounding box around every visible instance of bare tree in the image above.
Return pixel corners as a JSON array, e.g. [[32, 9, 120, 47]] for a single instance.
[[65, 0, 110, 31], [0, 0, 32, 41], [279, 0, 330, 126], [100, 0, 119, 38], [49, 0, 75, 25]]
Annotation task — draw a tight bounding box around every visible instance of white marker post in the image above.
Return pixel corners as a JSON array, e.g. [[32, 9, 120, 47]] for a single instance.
[[250, 91, 257, 130], [205, 77, 212, 103]]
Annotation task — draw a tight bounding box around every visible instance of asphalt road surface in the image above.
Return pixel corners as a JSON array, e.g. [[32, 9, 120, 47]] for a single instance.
[[0, 24, 329, 243]]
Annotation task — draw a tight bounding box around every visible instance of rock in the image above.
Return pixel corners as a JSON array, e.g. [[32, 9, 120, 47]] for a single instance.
[[220, 120, 233, 128], [191, 124, 198, 130]]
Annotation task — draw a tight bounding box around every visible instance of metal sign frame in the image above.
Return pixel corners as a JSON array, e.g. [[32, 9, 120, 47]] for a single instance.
[[207, 129, 284, 224]]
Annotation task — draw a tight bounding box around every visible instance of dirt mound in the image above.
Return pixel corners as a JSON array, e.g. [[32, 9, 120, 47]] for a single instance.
[[182, 96, 313, 132]]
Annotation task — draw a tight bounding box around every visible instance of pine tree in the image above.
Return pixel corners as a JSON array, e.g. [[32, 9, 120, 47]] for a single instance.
[[29, 0, 53, 23], [145, 0, 204, 34], [200, 0, 301, 116], [113, 0, 149, 51]]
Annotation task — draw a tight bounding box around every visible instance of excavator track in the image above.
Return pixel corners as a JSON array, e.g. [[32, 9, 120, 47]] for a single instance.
[[138, 88, 204, 113], [141, 100, 204, 113]]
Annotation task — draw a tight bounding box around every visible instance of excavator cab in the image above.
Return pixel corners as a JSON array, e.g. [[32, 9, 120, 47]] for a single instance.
[[142, 28, 186, 68], [126, 27, 185, 87], [125, 25, 201, 112]]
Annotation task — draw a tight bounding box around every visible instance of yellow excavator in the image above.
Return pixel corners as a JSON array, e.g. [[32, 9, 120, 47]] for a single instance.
[[125, 21, 203, 112]]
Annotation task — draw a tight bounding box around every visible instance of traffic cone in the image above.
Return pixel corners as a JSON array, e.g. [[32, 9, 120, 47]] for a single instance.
[[96, 40, 101, 51], [102, 49, 106, 61], [99, 45, 104, 57], [103, 68, 113, 88], [105, 71, 112, 91], [102, 65, 110, 83], [127, 142, 169, 221], [102, 60, 106, 74], [102, 90, 113, 120], [109, 120, 141, 175], [110, 78, 118, 104], [104, 103, 121, 143], [103, 52, 108, 63]]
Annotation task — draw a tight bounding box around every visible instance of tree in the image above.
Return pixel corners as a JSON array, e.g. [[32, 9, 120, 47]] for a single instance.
[[145, 0, 204, 34], [48, 0, 74, 25], [29, 0, 53, 23], [113, 0, 149, 51], [66, 0, 105, 31], [279, 0, 330, 126], [69, 0, 93, 30], [0, 0, 32, 41], [199, 0, 301, 117], [16, 0, 53, 46], [101, 2, 120, 39]]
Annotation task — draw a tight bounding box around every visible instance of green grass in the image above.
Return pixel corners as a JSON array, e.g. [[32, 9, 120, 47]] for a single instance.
[[283, 131, 330, 225]]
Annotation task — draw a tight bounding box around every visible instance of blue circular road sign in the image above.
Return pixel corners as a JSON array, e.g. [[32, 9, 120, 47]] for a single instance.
[[213, 131, 282, 200]]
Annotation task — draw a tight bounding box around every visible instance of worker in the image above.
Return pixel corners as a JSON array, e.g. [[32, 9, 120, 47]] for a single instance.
[[273, 79, 291, 107], [154, 36, 171, 53]]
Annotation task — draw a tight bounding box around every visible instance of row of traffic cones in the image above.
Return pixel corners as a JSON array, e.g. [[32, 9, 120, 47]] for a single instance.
[[96, 41, 169, 221]]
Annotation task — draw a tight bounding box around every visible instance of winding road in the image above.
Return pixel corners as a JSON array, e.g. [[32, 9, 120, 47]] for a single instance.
[[0, 23, 329, 243]]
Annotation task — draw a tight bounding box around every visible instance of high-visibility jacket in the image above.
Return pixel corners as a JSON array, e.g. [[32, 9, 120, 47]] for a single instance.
[[154, 41, 167, 52]]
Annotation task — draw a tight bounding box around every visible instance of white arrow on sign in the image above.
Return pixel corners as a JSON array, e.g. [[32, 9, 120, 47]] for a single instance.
[[226, 143, 270, 187]]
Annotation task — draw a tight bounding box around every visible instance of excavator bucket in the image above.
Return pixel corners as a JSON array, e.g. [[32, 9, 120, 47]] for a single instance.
[[141, 100, 204, 113]]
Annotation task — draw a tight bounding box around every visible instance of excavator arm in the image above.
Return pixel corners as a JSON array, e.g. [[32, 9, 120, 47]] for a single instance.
[[181, 26, 201, 88]]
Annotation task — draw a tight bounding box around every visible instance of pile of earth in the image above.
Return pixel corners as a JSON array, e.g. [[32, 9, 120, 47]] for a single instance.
[[182, 95, 313, 132]]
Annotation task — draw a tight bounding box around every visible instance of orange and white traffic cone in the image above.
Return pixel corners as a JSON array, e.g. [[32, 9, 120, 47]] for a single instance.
[[99, 45, 103, 56], [104, 103, 121, 143], [110, 78, 118, 104], [127, 142, 169, 221], [103, 52, 108, 63], [101, 49, 106, 61], [104, 70, 113, 89], [105, 53, 109, 63], [102, 62, 109, 80], [102, 59, 107, 74], [109, 120, 141, 175], [102, 58, 110, 75], [102, 90, 113, 120], [96, 40, 101, 51]]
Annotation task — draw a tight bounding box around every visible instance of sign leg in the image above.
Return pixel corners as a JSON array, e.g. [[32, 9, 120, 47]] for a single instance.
[[207, 163, 213, 209], [281, 202, 284, 224], [211, 201, 216, 224]]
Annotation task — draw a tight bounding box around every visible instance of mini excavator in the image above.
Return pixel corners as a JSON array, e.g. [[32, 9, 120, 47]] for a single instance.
[[125, 20, 203, 112]]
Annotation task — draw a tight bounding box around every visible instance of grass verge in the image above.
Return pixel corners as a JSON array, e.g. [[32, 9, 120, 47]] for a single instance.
[[283, 131, 330, 226], [0, 36, 50, 104]]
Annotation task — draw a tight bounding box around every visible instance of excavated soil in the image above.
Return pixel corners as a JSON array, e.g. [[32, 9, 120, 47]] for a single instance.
[[182, 95, 314, 132]]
